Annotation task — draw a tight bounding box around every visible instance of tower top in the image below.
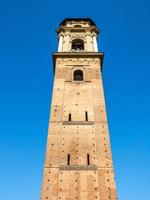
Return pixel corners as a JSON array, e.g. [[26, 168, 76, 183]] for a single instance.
[[56, 18, 100, 53], [59, 18, 96, 26], [57, 18, 99, 35]]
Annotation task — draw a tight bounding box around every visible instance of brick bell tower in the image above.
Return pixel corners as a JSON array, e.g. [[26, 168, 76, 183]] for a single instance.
[[40, 18, 117, 200]]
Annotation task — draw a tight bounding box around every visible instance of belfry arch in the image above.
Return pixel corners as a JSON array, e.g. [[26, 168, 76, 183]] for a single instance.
[[71, 39, 84, 51]]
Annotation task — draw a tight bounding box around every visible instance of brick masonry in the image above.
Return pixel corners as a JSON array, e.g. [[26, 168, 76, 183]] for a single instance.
[[40, 18, 117, 200]]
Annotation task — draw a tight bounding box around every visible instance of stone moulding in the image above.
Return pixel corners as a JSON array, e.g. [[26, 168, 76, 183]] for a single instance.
[[62, 121, 94, 125], [52, 52, 104, 73], [59, 164, 98, 170]]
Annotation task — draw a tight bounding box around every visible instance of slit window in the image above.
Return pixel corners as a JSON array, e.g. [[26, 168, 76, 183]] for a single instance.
[[87, 154, 90, 165], [85, 111, 88, 121], [67, 154, 70, 165], [69, 114, 71, 121], [74, 70, 83, 81]]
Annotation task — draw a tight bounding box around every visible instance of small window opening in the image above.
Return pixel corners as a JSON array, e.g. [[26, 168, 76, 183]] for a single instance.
[[74, 25, 82, 28], [67, 154, 70, 165], [85, 111, 88, 121], [74, 70, 83, 81], [69, 113, 71, 121], [72, 39, 84, 51], [87, 154, 90, 165]]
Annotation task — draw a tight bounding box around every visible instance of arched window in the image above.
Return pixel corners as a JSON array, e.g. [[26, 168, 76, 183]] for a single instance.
[[72, 39, 84, 51], [73, 70, 83, 81]]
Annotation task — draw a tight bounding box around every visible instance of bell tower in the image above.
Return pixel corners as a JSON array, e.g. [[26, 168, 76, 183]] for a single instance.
[[57, 18, 98, 52], [40, 18, 118, 200]]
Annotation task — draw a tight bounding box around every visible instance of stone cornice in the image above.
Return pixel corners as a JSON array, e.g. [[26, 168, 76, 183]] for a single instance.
[[59, 164, 98, 171], [52, 52, 104, 73], [62, 121, 94, 125], [57, 26, 99, 35]]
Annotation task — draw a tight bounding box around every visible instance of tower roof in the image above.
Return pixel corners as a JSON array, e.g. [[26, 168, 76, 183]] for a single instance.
[[59, 18, 96, 26]]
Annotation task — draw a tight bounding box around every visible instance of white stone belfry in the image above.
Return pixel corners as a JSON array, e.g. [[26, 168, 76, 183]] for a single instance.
[[56, 19, 99, 52]]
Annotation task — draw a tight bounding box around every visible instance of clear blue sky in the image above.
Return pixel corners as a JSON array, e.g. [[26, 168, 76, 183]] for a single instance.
[[0, 0, 150, 199]]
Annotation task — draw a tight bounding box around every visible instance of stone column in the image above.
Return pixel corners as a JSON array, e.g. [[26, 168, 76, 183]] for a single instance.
[[63, 32, 70, 52], [58, 35, 63, 52], [93, 35, 98, 52], [86, 31, 93, 51]]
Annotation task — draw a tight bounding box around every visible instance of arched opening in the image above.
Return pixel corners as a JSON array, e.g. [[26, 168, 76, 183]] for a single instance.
[[72, 39, 84, 51], [73, 70, 83, 81]]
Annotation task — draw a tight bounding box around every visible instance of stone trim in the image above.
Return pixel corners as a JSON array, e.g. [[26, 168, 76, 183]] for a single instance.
[[59, 164, 98, 170], [62, 121, 94, 125], [52, 52, 104, 73]]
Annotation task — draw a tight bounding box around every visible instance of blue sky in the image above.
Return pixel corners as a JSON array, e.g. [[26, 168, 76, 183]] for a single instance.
[[0, 0, 150, 199]]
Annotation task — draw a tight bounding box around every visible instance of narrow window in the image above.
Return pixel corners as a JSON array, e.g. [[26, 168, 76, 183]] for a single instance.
[[74, 70, 83, 81], [87, 154, 90, 165], [74, 25, 82, 28], [69, 113, 71, 121], [85, 111, 88, 121], [67, 154, 70, 165]]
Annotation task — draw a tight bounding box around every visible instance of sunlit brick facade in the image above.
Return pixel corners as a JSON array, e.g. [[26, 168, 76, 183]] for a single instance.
[[40, 18, 117, 200]]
